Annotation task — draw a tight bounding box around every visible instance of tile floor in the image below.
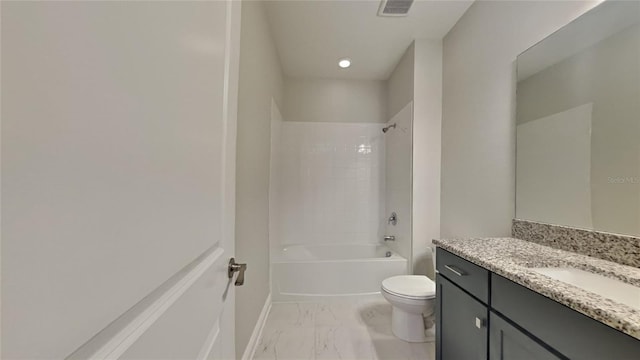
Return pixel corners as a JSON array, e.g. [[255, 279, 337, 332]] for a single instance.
[[253, 294, 435, 360]]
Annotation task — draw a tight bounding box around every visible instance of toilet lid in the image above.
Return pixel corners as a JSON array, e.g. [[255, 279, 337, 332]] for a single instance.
[[382, 275, 436, 299]]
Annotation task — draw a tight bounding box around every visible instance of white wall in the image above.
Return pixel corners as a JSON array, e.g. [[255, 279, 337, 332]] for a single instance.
[[412, 40, 442, 279], [2, 1, 236, 358], [384, 103, 413, 263], [386, 40, 442, 278], [386, 43, 415, 272], [441, 0, 602, 238], [283, 77, 388, 123], [387, 43, 415, 119], [235, 0, 284, 356], [271, 122, 385, 246], [269, 100, 284, 255]]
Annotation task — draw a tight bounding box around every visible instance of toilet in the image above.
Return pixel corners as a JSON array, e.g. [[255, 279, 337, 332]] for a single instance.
[[381, 275, 436, 342]]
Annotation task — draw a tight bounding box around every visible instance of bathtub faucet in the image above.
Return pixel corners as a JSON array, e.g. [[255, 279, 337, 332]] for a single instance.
[[383, 235, 395, 242]]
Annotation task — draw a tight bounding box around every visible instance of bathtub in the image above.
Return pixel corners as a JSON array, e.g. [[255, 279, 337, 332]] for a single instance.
[[271, 243, 407, 301]]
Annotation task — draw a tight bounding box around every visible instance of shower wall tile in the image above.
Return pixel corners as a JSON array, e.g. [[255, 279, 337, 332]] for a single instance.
[[272, 122, 385, 245]]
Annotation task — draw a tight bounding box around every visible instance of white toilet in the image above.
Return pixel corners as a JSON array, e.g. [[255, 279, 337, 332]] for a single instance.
[[381, 275, 436, 342]]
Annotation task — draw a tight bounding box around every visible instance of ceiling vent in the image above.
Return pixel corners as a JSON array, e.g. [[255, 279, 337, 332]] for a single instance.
[[378, 0, 414, 17]]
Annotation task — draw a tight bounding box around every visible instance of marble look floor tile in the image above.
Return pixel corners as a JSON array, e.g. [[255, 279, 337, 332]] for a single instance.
[[253, 327, 315, 360], [356, 298, 392, 326], [265, 302, 316, 328], [315, 301, 364, 326], [367, 323, 414, 360], [315, 325, 375, 360], [367, 323, 434, 360], [409, 341, 435, 360], [254, 295, 435, 360]]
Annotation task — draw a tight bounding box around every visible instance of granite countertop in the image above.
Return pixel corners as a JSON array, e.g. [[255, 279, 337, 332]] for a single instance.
[[432, 237, 640, 340]]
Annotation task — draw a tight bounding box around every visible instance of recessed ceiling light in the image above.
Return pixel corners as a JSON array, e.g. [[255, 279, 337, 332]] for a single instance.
[[338, 58, 351, 69]]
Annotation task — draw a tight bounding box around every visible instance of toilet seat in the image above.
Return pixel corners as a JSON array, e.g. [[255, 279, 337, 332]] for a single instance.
[[381, 275, 436, 300]]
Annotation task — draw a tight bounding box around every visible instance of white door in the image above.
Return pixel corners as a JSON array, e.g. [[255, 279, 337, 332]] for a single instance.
[[1, 1, 241, 359]]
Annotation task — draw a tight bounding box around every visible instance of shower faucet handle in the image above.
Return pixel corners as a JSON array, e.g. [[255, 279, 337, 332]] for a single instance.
[[388, 212, 397, 226], [384, 236, 396, 242]]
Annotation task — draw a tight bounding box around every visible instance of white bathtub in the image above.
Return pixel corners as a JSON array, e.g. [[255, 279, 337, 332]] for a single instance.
[[271, 243, 407, 301]]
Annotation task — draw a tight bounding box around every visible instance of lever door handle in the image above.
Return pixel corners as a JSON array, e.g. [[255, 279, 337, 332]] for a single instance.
[[228, 258, 247, 286]]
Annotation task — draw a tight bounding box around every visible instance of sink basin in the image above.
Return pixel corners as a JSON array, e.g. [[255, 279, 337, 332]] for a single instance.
[[531, 267, 640, 311]]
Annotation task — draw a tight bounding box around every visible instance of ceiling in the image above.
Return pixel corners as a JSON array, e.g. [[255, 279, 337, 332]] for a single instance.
[[264, 0, 474, 80]]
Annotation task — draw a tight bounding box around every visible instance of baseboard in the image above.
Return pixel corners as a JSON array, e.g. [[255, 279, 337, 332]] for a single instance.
[[241, 293, 271, 360]]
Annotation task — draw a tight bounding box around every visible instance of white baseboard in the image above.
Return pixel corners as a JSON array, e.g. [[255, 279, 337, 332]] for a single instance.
[[241, 293, 271, 360]]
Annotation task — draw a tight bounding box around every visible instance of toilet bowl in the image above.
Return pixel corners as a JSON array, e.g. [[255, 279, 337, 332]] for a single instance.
[[381, 275, 436, 343]]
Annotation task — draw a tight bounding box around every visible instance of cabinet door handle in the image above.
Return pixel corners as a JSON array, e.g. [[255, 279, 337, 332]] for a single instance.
[[475, 317, 485, 329], [444, 265, 466, 276]]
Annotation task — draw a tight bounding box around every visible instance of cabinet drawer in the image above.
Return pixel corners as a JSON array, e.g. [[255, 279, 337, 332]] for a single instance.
[[436, 248, 489, 303]]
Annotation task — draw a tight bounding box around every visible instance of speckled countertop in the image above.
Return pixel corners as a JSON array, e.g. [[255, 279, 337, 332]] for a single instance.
[[432, 237, 640, 340]]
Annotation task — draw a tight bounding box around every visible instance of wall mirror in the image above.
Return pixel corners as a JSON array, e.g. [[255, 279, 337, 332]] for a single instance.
[[516, 0, 640, 237]]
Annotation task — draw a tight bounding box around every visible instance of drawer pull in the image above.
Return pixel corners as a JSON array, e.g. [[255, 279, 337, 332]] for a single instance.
[[444, 265, 466, 276]]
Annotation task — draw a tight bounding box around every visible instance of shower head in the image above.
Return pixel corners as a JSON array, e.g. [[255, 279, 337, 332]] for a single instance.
[[382, 123, 396, 133]]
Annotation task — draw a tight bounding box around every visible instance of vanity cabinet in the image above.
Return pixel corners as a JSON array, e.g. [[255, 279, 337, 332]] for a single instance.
[[491, 273, 640, 359], [489, 311, 561, 360], [436, 274, 488, 360], [436, 248, 640, 360]]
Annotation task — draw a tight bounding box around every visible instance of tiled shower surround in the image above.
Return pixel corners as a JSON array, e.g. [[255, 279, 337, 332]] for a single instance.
[[271, 122, 385, 245]]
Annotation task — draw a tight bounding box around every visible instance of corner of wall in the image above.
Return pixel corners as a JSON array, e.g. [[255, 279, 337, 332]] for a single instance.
[[412, 39, 443, 277], [235, 0, 284, 356], [387, 42, 415, 119]]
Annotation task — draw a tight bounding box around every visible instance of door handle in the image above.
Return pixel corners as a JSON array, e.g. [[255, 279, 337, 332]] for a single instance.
[[228, 258, 247, 286]]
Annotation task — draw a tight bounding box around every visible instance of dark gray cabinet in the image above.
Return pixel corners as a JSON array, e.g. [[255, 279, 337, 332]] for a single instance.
[[492, 273, 640, 359], [489, 311, 562, 360], [436, 248, 640, 360], [436, 274, 488, 360], [436, 248, 489, 303]]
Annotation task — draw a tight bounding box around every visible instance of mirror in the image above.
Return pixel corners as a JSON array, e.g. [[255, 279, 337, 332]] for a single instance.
[[516, 0, 640, 237]]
